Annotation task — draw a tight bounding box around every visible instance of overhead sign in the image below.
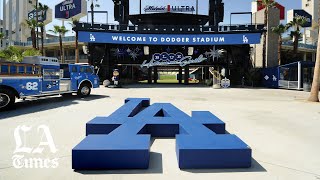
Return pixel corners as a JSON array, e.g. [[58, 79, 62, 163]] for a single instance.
[[55, 0, 87, 20], [79, 31, 262, 45], [287, 9, 312, 27], [28, 8, 53, 25], [144, 5, 195, 13]]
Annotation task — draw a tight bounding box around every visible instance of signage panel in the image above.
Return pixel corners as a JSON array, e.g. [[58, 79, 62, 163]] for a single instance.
[[55, 0, 87, 20], [144, 5, 195, 13], [79, 31, 262, 45], [255, 0, 285, 20], [28, 8, 53, 25], [287, 9, 312, 28]]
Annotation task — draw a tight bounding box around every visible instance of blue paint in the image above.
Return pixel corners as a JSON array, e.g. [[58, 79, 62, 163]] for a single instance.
[[262, 67, 280, 89], [78, 31, 262, 45], [72, 98, 251, 170]]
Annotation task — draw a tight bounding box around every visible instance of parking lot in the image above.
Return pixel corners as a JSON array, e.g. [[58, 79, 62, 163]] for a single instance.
[[0, 85, 320, 180]]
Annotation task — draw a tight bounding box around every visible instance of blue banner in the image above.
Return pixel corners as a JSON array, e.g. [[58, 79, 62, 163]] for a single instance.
[[78, 31, 262, 45]]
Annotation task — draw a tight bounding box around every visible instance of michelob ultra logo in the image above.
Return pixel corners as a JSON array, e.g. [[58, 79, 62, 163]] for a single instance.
[[144, 5, 195, 13]]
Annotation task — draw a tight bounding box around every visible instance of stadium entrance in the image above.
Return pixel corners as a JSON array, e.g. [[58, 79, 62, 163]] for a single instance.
[[74, 0, 264, 85]]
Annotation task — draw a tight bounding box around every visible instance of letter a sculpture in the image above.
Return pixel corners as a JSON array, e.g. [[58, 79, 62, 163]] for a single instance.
[[72, 98, 251, 170]]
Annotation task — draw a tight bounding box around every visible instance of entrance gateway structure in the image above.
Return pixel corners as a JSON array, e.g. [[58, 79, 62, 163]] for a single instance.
[[75, 0, 265, 85]]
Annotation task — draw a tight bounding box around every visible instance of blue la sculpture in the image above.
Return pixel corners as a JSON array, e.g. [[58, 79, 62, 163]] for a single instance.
[[72, 98, 251, 170]]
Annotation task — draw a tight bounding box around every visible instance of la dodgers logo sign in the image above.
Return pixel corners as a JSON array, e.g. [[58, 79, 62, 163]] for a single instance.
[[72, 98, 251, 170]]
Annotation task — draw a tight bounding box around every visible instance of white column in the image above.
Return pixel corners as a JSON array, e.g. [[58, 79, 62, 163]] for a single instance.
[[8, 0, 12, 46], [15, 0, 19, 42], [2, 0, 7, 48], [298, 61, 302, 90]]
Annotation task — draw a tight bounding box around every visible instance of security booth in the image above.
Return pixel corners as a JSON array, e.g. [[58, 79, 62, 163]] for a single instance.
[[279, 61, 315, 90], [263, 61, 315, 91]]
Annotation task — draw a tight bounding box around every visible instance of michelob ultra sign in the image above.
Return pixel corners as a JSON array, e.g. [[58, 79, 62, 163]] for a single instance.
[[55, 0, 87, 20]]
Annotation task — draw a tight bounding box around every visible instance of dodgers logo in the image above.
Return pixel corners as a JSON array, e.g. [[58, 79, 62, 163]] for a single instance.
[[89, 34, 96, 42], [72, 98, 251, 170], [243, 35, 249, 44]]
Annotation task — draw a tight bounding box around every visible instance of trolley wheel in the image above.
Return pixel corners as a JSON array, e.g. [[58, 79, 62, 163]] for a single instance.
[[0, 89, 16, 110], [77, 83, 91, 97]]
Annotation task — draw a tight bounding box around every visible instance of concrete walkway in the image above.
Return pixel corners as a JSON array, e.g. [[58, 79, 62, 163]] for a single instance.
[[0, 85, 319, 180]]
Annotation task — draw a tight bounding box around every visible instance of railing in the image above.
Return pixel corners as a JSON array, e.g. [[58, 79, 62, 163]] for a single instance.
[[278, 80, 300, 90], [75, 23, 265, 34], [13, 37, 76, 47], [282, 41, 317, 50], [209, 67, 221, 86]]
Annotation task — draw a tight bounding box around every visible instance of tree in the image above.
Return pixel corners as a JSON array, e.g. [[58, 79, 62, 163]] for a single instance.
[[37, 3, 49, 55], [286, 17, 307, 55], [272, 24, 286, 65], [70, 19, 80, 63], [25, 19, 37, 49], [49, 25, 69, 63], [0, 32, 4, 40], [0, 46, 40, 62], [35, 0, 39, 50], [259, 0, 277, 68], [308, 28, 320, 102]]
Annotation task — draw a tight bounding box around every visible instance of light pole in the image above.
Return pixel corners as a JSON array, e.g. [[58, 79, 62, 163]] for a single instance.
[[87, 0, 100, 27], [87, 0, 100, 65]]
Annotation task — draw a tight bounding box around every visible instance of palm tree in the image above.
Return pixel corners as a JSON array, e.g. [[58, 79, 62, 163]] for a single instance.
[[286, 17, 307, 55], [69, 19, 80, 63], [37, 3, 49, 55], [38, 22, 45, 55], [25, 19, 37, 49], [0, 46, 40, 62], [308, 28, 320, 102], [49, 25, 69, 63], [34, 0, 39, 50], [259, 0, 277, 68], [272, 24, 286, 65]]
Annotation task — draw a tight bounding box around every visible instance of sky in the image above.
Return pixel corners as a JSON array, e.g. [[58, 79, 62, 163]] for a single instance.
[[1, 0, 302, 36]]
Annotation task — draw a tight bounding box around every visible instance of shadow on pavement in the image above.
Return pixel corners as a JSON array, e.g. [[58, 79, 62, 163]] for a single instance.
[[182, 158, 266, 173], [75, 152, 163, 175], [122, 83, 209, 89], [0, 94, 109, 119]]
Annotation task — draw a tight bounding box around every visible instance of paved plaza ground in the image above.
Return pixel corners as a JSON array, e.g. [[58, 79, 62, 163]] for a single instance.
[[0, 85, 319, 180]]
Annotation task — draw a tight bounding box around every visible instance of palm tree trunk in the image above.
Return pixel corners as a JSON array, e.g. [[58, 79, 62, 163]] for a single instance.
[[41, 26, 44, 55], [32, 29, 36, 49], [59, 35, 64, 63], [308, 28, 320, 102], [262, 8, 268, 68], [278, 36, 282, 65], [75, 31, 79, 63], [293, 34, 299, 55], [36, 0, 39, 50]]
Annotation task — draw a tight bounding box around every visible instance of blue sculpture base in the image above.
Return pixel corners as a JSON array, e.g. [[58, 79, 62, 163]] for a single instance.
[[72, 98, 251, 170]]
